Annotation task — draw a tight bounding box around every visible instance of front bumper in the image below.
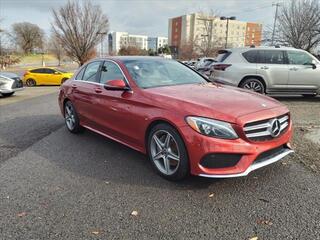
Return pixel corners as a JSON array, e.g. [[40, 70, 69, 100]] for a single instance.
[[179, 113, 293, 178], [0, 87, 25, 94]]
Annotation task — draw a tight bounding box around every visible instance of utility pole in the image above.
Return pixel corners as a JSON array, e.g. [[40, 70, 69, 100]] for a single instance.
[[271, 3, 281, 46]]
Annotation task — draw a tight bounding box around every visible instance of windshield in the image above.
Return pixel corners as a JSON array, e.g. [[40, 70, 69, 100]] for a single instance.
[[123, 59, 207, 88]]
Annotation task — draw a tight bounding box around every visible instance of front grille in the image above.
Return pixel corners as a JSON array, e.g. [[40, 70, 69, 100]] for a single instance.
[[200, 153, 242, 169], [244, 114, 289, 141], [12, 78, 23, 88]]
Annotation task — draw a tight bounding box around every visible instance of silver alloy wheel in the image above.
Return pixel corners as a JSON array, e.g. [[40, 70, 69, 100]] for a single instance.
[[243, 80, 264, 93], [150, 130, 180, 175], [65, 104, 76, 130]]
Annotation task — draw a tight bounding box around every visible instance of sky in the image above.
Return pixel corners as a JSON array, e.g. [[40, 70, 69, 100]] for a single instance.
[[0, 0, 289, 37]]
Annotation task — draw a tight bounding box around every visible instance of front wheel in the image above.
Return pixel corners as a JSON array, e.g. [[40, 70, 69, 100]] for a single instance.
[[239, 78, 265, 94], [147, 123, 189, 181], [64, 101, 84, 133]]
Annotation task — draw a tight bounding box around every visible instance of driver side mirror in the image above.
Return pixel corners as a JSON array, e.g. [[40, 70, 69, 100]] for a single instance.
[[54, 71, 61, 75], [104, 79, 130, 91]]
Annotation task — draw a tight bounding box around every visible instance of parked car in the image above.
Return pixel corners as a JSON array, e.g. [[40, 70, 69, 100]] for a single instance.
[[197, 61, 217, 77], [59, 57, 293, 181], [212, 46, 320, 97], [23, 67, 74, 86], [0, 72, 24, 97], [195, 57, 216, 70]]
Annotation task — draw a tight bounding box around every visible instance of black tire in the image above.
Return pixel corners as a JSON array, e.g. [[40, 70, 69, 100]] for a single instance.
[[302, 94, 317, 98], [239, 78, 265, 94], [1, 92, 14, 97], [26, 78, 36, 87], [147, 123, 189, 181], [61, 78, 69, 85], [64, 101, 84, 134]]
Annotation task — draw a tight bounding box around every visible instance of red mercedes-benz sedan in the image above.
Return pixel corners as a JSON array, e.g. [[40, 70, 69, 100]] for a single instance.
[[58, 57, 293, 181]]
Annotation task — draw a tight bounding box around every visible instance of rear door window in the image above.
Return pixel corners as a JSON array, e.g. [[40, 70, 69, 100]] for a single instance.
[[82, 61, 101, 82], [242, 50, 258, 63], [258, 50, 285, 64], [30, 68, 45, 74]]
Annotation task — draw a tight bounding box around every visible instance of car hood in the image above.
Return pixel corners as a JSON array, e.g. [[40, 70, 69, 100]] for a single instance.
[[145, 83, 284, 123], [0, 72, 18, 79]]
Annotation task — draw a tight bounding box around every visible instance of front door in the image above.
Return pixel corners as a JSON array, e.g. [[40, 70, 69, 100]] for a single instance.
[[286, 50, 320, 91], [91, 60, 138, 145]]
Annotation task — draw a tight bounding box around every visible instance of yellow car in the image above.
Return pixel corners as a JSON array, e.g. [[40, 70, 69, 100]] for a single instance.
[[23, 67, 74, 86]]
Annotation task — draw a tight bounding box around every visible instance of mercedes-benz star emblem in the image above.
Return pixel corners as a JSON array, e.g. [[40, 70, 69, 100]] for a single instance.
[[269, 119, 281, 137]]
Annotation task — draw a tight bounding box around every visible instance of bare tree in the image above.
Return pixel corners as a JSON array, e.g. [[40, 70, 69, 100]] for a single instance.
[[275, 0, 320, 52], [51, 1, 109, 66], [11, 22, 44, 53], [118, 46, 148, 56], [48, 35, 65, 66]]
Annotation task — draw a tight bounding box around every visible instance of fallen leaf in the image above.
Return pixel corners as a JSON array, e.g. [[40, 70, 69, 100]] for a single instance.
[[249, 237, 258, 240], [17, 212, 27, 217], [281, 162, 287, 165], [105, 181, 110, 184], [208, 193, 215, 198], [258, 198, 269, 203], [131, 210, 138, 216], [91, 231, 100, 235], [257, 219, 273, 226]]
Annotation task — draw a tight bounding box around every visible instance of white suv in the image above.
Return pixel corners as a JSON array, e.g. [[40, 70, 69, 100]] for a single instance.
[[211, 46, 320, 97]]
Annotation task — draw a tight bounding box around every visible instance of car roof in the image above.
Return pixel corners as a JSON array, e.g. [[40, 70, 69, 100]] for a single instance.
[[29, 67, 57, 70], [93, 56, 173, 62], [225, 46, 298, 52]]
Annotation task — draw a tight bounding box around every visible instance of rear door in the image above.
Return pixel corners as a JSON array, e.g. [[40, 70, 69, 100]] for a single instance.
[[286, 50, 320, 90], [71, 61, 102, 126], [256, 50, 289, 89], [30, 68, 47, 84]]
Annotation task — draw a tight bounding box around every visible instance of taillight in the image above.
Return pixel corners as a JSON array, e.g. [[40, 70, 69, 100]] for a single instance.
[[213, 64, 232, 71]]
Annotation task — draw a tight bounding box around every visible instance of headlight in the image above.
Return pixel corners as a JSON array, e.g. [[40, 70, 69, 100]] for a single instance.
[[186, 116, 238, 139], [0, 77, 11, 87]]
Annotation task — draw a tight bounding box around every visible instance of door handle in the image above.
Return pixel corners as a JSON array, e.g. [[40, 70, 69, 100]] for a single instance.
[[71, 84, 77, 89], [260, 66, 269, 70], [289, 67, 298, 71], [94, 88, 102, 93]]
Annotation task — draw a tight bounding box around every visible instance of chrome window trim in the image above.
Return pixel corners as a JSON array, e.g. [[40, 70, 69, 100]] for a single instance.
[[74, 59, 132, 91]]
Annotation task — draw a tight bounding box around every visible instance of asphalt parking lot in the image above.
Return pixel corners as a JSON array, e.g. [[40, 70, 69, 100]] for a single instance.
[[0, 88, 319, 239]]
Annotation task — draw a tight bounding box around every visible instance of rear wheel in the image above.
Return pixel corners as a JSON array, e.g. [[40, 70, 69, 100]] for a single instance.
[[147, 123, 189, 181], [64, 101, 84, 133], [239, 78, 265, 94], [26, 78, 36, 87], [1, 92, 14, 97]]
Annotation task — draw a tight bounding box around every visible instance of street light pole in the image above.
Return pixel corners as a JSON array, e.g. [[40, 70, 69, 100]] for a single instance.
[[271, 3, 281, 46], [220, 16, 236, 48]]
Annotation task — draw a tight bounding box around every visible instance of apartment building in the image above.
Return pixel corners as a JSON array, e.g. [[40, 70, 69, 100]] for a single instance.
[[147, 37, 168, 52], [108, 32, 168, 54], [108, 32, 148, 54], [168, 13, 262, 51]]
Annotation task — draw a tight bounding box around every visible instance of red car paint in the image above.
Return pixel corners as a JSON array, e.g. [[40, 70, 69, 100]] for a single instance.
[[59, 57, 293, 177]]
